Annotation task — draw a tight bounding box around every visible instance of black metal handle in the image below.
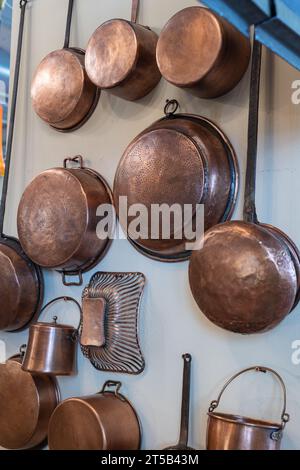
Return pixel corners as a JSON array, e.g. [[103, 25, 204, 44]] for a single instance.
[[100, 380, 124, 400], [243, 36, 262, 224], [62, 270, 83, 286], [178, 353, 192, 447], [63, 0, 74, 49], [63, 155, 84, 169], [164, 99, 179, 118], [38, 296, 82, 339], [0, 1, 27, 236]]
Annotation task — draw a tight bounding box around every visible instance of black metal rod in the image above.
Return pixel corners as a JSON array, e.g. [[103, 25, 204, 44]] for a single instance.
[[63, 0, 74, 49], [0, 0, 27, 236], [178, 354, 192, 446], [243, 36, 262, 224]]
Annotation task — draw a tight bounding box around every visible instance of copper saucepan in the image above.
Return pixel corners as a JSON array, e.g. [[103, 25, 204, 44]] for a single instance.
[[156, 6, 251, 98], [207, 366, 290, 450], [17, 155, 114, 286], [0, 347, 59, 450], [85, 0, 161, 101], [48, 381, 141, 450], [113, 99, 239, 262], [189, 39, 300, 334], [31, 0, 99, 132], [0, 1, 43, 332], [22, 296, 82, 376]]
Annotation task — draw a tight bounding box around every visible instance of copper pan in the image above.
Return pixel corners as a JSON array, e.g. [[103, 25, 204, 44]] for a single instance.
[[0, 1, 43, 332], [85, 0, 161, 101], [113, 99, 239, 262], [17, 155, 115, 286], [189, 39, 300, 334], [0, 348, 59, 450], [156, 6, 251, 98], [31, 0, 100, 132], [48, 381, 141, 450]]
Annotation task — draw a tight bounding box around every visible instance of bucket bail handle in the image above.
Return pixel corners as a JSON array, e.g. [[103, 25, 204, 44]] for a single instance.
[[208, 366, 289, 430], [38, 296, 82, 340]]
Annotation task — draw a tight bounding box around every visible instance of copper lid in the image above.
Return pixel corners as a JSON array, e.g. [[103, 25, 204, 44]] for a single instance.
[[85, 19, 138, 89], [31, 49, 85, 124], [156, 7, 223, 87]]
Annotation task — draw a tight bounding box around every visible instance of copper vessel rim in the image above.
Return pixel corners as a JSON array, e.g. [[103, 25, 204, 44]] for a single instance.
[[30, 322, 76, 330], [208, 412, 281, 430]]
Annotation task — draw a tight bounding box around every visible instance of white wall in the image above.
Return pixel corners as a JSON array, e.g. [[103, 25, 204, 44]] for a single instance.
[[1, 0, 300, 450]]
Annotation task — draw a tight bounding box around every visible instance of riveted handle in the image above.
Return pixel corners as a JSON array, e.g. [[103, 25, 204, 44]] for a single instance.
[[208, 366, 290, 431], [38, 296, 82, 340], [131, 0, 139, 23], [63, 155, 84, 169]]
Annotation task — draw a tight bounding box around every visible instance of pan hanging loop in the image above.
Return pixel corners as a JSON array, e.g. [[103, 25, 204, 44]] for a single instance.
[[19, 344, 27, 357], [164, 99, 179, 118], [63, 155, 84, 169], [19, 0, 28, 8], [100, 380, 126, 401]]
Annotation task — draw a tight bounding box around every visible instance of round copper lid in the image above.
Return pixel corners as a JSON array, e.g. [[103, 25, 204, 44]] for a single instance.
[[156, 7, 223, 87], [85, 19, 138, 89], [31, 49, 85, 124], [17, 169, 89, 268], [0, 360, 40, 449]]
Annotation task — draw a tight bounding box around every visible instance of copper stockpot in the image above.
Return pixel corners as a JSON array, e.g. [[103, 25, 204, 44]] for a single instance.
[[22, 297, 82, 376], [156, 6, 251, 98], [85, 0, 161, 101], [0, 349, 59, 450], [31, 0, 99, 132], [189, 40, 300, 333], [48, 381, 141, 450], [113, 99, 239, 262], [17, 155, 114, 286], [207, 366, 290, 450]]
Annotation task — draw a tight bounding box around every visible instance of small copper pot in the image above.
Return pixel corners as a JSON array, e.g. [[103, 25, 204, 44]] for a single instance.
[[22, 296, 82, 376], [48, 381, 141, 450], [207, 366, 290, 450], [0, 348, 59, 450], [85, 0, 161, 101], [156, 6, 251, 98]]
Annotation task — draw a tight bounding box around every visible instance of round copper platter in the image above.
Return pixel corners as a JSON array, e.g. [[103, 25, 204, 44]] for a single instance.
[[114, 114, 238, 262]]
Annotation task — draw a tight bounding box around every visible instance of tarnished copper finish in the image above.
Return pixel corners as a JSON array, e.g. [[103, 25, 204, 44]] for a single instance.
[[48, 381, 141, 450], [156, 6, 251, 98], [207, 366, 289, 450], [0, 352, 59, 450], [85, 0, 161, 101], [17, 156, 114, 286], [80, 272, 145, 375], [113, 100, 238, 262], [22, 297, 82, 376]]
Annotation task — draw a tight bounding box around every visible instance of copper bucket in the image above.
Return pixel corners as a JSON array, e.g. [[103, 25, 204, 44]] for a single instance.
[[22, 296, 82, 376], [207, 366, 290, 450]]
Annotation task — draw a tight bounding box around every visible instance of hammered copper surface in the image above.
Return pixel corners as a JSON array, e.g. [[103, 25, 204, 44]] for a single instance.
[[189, 221, 297, 334], [156, 7, 251, 98], [85, 20, 161, 101], [0, 356, 59, 450], [17, 163, 113, 274], [31, 49, 98, 130], [48, 384, 140, 450]]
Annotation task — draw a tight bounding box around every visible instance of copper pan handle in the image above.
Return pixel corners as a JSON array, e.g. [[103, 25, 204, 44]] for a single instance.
[[38, 296, 82, 340], [63, 155, 84, 169], [131, 0, 139, 23], [63, 0, 74, 49], [208, 366, 290, 431]]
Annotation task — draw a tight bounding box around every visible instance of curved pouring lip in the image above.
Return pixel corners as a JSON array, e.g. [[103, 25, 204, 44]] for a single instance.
[[208, 412, 281, 431]]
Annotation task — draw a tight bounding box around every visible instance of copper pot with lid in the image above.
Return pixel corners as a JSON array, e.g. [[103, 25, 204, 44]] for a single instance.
[[17, 155, 114, 286], [22, 296, 82, 376], [207, 366, 290, 450], [31, 0, 100, 132], [189, 39, 300, 333], [0, 347, 59, 450], [85, 0, 161, 101], [48, 381, 141, 450], [113, 99, 239, 262], [156, 6, 251, 98]]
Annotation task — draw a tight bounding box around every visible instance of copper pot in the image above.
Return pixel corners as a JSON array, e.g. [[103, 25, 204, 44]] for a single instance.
[[156, 6, 251, 98], [48, 381, 141, 450], [0, 349, 59, 450], [85, 0, 161, 101], [22, 296, 82, 376], [31, 0, 99, 132], [189, 40, 300, 333], [17, 155, 114, 286], [207, 366, 290, 450], [113, 99, 239, 262]]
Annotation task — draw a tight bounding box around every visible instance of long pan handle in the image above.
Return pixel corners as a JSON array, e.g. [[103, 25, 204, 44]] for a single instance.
[[0, 0, 27, 236], [178, 353, 192, 447], [63, 0, 74, 49], [243, 36, 262, 224], [131, 0, 139, 23]]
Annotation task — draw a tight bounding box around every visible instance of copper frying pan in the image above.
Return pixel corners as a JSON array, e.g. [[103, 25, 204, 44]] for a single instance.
[[0, 1, 43, 332], [189, 39, 300, 334], [31, 0, 100, 132]]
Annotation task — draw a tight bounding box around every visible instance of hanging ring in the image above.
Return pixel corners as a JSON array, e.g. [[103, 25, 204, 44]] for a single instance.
[[164, 99, 179, 117]]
